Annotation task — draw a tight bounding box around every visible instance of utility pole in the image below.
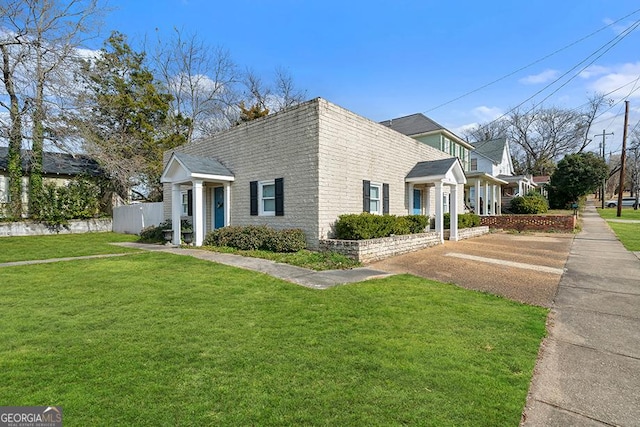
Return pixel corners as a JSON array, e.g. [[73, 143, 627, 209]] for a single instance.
[[617, 100, 630, 217], [595, 129, 614, 209]]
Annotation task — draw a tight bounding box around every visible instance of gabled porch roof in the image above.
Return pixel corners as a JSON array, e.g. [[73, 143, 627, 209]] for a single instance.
[[406, 157, 467, 185], [161, 151, 234, 184], [464, 171, 508, 185]]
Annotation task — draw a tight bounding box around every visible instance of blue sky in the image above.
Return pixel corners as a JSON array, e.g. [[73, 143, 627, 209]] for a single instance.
[[100, 0, 640, 155]]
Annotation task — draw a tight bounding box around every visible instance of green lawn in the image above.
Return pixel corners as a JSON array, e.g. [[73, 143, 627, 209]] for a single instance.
[[0, 232, 139, 263], [597, 207, 640, 220], [0, 236, 547, 426], [596, 208, 640, 251]]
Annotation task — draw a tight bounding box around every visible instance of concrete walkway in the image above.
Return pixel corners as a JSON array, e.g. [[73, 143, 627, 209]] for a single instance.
[[522, 203, 640, 426], [114, 242, 393, 290]]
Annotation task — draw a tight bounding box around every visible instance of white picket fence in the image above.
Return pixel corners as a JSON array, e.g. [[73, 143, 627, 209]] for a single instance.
[[112, 202, 164, 235]]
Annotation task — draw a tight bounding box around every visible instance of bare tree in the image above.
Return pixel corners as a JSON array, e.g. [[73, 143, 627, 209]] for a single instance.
[[236, 66, 307, 124], [152, 28, 240, 141], [272, 66, 307, 110], [0, 14, 30, 217], [468, 94, 607, 175], [0, 0, 104, 215], [462, 119, 509, 143]]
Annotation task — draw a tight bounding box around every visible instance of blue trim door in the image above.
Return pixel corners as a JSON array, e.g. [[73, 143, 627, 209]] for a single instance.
[[413, 189, 422, 215], [214, 187, 224, 229]]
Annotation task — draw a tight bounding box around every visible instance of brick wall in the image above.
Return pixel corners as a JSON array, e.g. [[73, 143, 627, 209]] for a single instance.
[[480, 215, 576, 232], [163, 98, 461, 249], [319, 232, 442, 263], [315, 99, 457, 241]]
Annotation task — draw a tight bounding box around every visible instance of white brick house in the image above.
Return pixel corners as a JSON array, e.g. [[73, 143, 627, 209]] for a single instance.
[[160, 98, 466, 248]]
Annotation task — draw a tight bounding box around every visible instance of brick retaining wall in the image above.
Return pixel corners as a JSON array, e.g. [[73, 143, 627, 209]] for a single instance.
[[319, 232, 442, 263], [480, 215, 576, 232]]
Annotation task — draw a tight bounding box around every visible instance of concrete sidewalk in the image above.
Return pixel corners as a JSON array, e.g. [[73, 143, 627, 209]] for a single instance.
[[522, 203, 640, 426], [114, 242, 393, 290]]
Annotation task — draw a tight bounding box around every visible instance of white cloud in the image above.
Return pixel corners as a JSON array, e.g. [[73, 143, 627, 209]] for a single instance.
[[579, 65, 610, 79], [587, 62, 640, 100], [472, 105, 503, 122], [603, 17, 634, 36], [519, 69, 559, 85]]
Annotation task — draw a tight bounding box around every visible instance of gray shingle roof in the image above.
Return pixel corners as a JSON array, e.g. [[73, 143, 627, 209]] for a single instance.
[[379, 113, 445, 136], [173, 151, 234, 177], [406, 158, 459, 179], [471, 137, 507, 164], [0, 147, 103, 176]]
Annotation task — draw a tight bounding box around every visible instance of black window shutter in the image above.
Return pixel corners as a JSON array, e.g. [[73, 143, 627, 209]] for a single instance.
[[383, 183, 390, 214], [275, 177, 284, 216], [250, 181, 258, 216], [363, 180, 370, 212], [187, 189, 193, 216]]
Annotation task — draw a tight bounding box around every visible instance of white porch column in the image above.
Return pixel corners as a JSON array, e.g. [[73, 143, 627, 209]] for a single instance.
[[483, 183, 490, 216], [171, 183, 182, 245], [224, 182, 231, 226], [497, 185, 502, 215], [435, 181, 444, 243], [450, 184, 459, 241], [193, 180, 204, 246], [518, 181, 523, 196], [492, 185, 498, 216], [474, 179, 481, 215]]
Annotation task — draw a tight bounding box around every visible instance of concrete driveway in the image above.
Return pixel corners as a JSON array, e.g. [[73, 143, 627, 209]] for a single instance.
[[368, 231, 574, 307]]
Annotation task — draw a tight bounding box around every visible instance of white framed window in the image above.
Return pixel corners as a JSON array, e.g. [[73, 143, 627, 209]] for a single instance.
[[181, 191, 189, 216], [470, 158, 478, 171], [259, 180, 276, 216], [443, 138, 451, 154], [369, 182, 382, 214]]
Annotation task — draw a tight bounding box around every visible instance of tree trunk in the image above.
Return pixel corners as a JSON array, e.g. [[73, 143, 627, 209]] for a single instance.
[[1, 44, 23, 218]]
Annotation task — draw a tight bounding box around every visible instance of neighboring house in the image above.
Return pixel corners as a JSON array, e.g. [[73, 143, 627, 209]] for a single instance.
[[0, 148, 103, 217], [378, 113, 510, 215], [532, 175, 550, 197], [160, 98, 467, 248], [379, 113, 473, 171], [468, 137, 537, 214]]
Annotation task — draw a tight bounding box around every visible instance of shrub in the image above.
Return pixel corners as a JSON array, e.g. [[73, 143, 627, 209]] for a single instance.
[[203, 225, 307, 252], [404, 215, 429, 233], [334, 213, 430, 240], [510, 191, 549, 214], [139, 219, 191, 243], [439, 213, 481, 229], [335, 213, 389, 240], [34, 178, 102, 228], [263, 228, 307, 252]]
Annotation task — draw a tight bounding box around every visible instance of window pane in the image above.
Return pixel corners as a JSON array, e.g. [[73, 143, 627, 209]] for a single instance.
[[370, 200, 379, 213], [262, 184, 275, 198], [370, 186, 379, 199], [263, 199, 275, 212]]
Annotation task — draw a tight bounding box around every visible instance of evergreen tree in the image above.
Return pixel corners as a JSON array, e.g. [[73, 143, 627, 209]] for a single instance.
[[74, 32, 187, 201]]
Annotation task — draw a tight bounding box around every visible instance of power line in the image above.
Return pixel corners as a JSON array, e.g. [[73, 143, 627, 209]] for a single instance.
[[471, 18, 640, 137], [424, 7, 640, 114]]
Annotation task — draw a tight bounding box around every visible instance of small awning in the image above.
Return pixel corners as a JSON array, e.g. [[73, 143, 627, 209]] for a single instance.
[[406, 158, 466, 185], [464, 171, 508, 185], [160, 151, 234, 184]]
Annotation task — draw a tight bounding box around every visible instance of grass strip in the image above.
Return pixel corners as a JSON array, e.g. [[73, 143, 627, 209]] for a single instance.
[[0, 233, 139, 263]]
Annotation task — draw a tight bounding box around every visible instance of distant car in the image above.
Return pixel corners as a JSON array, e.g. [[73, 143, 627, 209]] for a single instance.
[[606, 197, 638, 208]]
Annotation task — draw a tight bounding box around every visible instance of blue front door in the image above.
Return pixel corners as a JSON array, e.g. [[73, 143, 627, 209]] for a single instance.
[[413, 189, 422, 215], [214, 187, 224, 229]]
